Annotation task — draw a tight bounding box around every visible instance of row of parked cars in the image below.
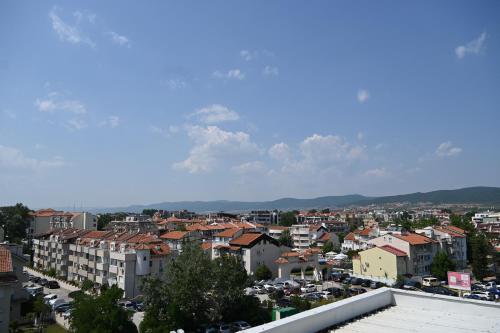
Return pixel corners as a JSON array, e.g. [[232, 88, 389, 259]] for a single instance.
[[463, 281, 499, 301], [198, 321, 251, 333], [27, 274, 60, 289]]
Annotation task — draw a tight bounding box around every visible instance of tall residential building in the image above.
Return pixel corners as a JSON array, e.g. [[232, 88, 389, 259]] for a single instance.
[[106, 214, 159, 233], [28, 209, 97, 239], [241, 211, 280, 225]]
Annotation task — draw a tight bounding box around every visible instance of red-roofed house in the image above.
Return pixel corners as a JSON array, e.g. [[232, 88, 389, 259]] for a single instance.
[[341, 228, 378, 252], [415, 226, 467, 268], [160, 230, 200, 253]]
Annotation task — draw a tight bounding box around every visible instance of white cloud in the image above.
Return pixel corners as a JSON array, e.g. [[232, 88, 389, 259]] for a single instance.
[[173, 125, 260, 173], [49, 6, 95, 47], [435, 141, 462, 157], [240, 50, 258, 61], [164, 78, 187, 90], [107, 31, 131, 47], [268, 143, 291, 161], [66, 118, 87, 131], [150, 125, 179, 137], [455, 32, 487, 59], [364, 167, 387, 177], [263, 66, 279, 76], [73, 10, 96, 24], [35, 94, 87, 115], [0, 145, 65, 170], [231, 161, 266, 174], [357, 89, 370, 103], [357, 132, 364, 141], [191, 104, 239, 124], [212, 69, 245, 80], [100, 116, 120, 128]]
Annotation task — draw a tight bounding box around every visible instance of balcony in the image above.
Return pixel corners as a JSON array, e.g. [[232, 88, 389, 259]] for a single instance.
[[96, 262, 109, 271], [109, 265, 118, 274], [96, 275, 107, 285], [78, 269, 88, 277]]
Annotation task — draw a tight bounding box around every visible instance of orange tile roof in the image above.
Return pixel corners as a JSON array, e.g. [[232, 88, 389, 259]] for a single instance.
[[214, 228, 241, 238], [318, 233, 330, 242], [268, 226, 289, 231], [275, 257, 289, 264], [160, 231, 189, 240], [229, 233, 263, 246], [344, 232, 355, 241], [0, 246, 13, 273], [380, 245, 407, 257], [201, 242, 212, 251], [434, 227, 466, 238], [394, 233, 436, 245], [443, 225, 466, 235]]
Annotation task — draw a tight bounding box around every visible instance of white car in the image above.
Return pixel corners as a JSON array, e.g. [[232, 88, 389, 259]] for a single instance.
[[44, 294, 58, 303], [50, 298, 67, 310], [245, 287, 257, 296], [231, 321, 251, 332], [463, 291, 492, 300], [300, 284, 316, 293], [62, 309, 73, 319], [252, 285, 266, 294]]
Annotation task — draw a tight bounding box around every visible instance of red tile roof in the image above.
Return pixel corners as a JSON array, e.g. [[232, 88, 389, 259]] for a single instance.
[[394, 233, 436, 245], [344, 232, 355, 241], [0, 246, 13, 273], [214, 228, 241, 238], [380, 245, 407, 257], [230, 233, 279, 247], [318, 233, 330, 242], [160, 231, 189, 240], [201, 242, 212, 251]]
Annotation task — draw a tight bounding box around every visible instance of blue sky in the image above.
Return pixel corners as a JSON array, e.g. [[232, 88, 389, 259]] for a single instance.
[[1, 1, 499, 208]]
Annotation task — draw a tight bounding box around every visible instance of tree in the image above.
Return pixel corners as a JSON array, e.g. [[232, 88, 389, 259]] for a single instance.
[[290, 296, 311, 312], [46, 267, 57, 277], [0, 203, 31, 243], [142, 209, 158, 217], [321, 240, 334, 254], [32, 295, 51, 329], [254, 264, 272, 281], [278, 229, 293, 248], [71, 284, 137, 333], [430, 251, 456, 281], [81, 279, 94, 292], [279, 212, 296, 227], [470, 233, 491, 280]]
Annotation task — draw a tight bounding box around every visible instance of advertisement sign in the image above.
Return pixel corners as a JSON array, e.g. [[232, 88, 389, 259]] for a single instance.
[[447, 271, 471, 291]]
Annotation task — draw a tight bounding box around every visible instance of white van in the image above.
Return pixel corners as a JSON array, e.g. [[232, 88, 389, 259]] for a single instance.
[[422, 277, 440, 287]]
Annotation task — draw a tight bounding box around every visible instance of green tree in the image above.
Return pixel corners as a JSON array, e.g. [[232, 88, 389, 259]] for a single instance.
[[254, 264, 272, 281], [46, 267, 57, 277], [142, 209, 158, 217], [71, 284, 137, 333], [278, 229, 293, 247], [470, 233, 491, 280], [97, 214, 113, 230], [290, 296, 311, 312], [430, 251, 456, 280], [32, 295, 51, 329], [279, 211, 296, 227], [321, 240, 334, 254], [0, 203, 31, 243], [81, 279, 94, 292]]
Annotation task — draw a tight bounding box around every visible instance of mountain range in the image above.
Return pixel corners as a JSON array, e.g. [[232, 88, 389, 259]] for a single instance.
[[61, 186, 500, 214]]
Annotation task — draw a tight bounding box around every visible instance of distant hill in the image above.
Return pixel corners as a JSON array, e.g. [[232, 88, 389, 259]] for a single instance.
[[72, 186, 500, 214]]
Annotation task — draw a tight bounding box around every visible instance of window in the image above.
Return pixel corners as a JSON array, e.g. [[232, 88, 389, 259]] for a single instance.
[[149, 261, 152, 267], [143, 256, 147, 261]]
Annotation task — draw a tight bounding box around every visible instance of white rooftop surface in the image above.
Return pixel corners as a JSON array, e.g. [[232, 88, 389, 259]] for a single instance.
[[243, 288, 500, 333]]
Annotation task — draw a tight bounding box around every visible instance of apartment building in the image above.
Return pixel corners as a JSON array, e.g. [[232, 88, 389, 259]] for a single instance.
[[415, 226, 467, 269], [267, 226, 289, 240], [341, 228, 378, 252], [241, 211, 280, 225], [33, 229, 171, 298], [29, 209, 97, 238], [106, 214, 159, 233], [290, 224, 332, 250], [352, 245, 409, 284], [159, 230, 201, 254], [369, 233, 438, 276]]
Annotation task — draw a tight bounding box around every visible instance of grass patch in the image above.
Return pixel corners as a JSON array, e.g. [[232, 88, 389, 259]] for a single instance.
[[45, 324, 68, 333]]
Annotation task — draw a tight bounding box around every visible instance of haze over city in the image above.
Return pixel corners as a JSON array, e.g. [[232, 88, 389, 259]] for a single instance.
[[1, 1, 499, 208]]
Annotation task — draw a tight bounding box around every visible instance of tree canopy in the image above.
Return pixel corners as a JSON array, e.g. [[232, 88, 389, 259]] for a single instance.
[[277, 229, 293, 248], [254, 264, 272, 281], [0, 203, 31, 243], [140, 243, 269, 332], [321, 240, 334, 254], [279, 211, 296, 227], [430, 251, 456, 280], [71, 284, 137, 333]]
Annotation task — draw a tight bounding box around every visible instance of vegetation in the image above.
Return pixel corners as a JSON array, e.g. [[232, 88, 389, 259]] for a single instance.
[[321, 240, 334, 254], [279, 211, 296, 227], [289, 296, 311, 312], [277, 229, 293, 248], [71, 284, 137, 333], [431, 251, 456, 280], [97, 213, 127, 230], [470, 233, 491, 280], [0, 203, 31, 243], [254, 264, 272, 281], [140, 243, 270, 332], [80, 279, 94, 292], [142, 209, 158, 217]]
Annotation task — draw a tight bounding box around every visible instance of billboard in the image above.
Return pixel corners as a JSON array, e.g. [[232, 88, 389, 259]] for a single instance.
[[447, 271, 471, 291]]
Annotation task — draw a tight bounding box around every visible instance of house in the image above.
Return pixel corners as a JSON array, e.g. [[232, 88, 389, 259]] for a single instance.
[[352, 245, 409, 284], [275, 248, 322, 281], [415, 226, 467, 269], [369, 232, 438, 276], [290, 224, 334, 250], [160, 230, 200, 253], [0, 244, 28, 332], [341, 228, 378, 252], [267, 226, 289, 240]]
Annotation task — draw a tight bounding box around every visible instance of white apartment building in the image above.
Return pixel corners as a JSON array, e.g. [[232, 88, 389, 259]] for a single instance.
[[33, 229, 170, 298], [415, 225, 467, 269], [28, 209, 97, 238], [241, 211, 280, 225], [341, 228, 379, 252], [106, 214, 159, 233], [369, 233, 438, 276], [290, 224, 332, 250]]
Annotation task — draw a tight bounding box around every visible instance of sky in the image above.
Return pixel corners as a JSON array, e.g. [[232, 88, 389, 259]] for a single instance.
[[1, 1, 499, 208]]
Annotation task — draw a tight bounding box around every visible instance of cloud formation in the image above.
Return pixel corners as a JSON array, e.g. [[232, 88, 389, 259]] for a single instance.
[[0, 145, 65, 170], [173, 125, 260, 173], [455, 32, 487, 59], [49, 6, 95, 47], [357, 89, 370, 103], [100, 116, 120, 128], [212, 69, 245, 80], [107, 31, 131, 47], [263, 66, 279, 76], [435, 141, 462, 157], [192, 104, 239, 124]]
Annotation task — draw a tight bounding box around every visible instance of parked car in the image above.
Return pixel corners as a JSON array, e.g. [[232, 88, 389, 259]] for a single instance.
[[422, 277, 440, 287], [349, 288, 367, 296], [26, 286, 44, 297], [370, 281, 384, 289], [62, 309, 73, 319], [463, 294, 482, 300], [284, 287, 300, 296], [135, 302, 145, 312], [325, 287, 343, 297], [403, 280, 421, 290], [252, 285, 266, 294], [351, 278, 364, 286], [487, 288, 500, 299], [231, 321, 251, 332], [47, 280, 60, 289], [361, 279, 372, 287], [300, 284, 316, 293], [276, 297, 292, 307], [463, 291, 493, 301], [303, 293, 322, 301], [422, 286, 457, 297], [29, 276, 41, 283], [43, 294, 58, 303], [342, 277, 353, 285], [263, 284, 276, 293], [50, 298, 67, 310], [39, 278, 49, 286], [54, 303, 72, 313], [218, 323, 232, 333], [476, 281, 497, 290], [332, 273, 350, 282]]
